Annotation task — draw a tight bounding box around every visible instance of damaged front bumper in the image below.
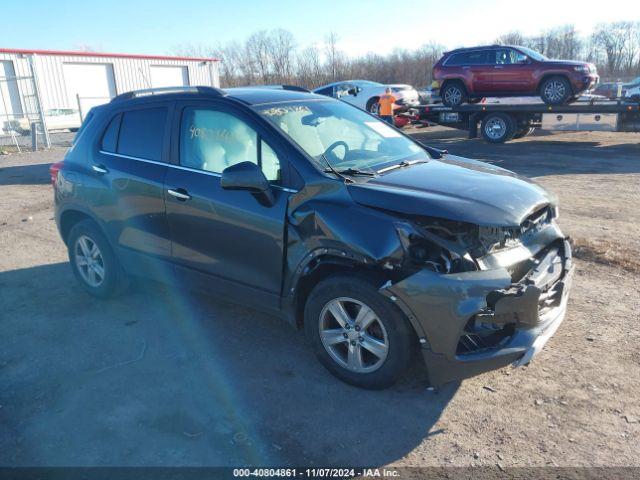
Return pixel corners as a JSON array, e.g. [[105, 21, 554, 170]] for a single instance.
[[381, 235, 573, 386]]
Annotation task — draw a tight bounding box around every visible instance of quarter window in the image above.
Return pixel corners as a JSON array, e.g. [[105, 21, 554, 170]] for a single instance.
[[180, 108, 281, 183], [117, 107, 167, 161], [101, 113, 121, 153]]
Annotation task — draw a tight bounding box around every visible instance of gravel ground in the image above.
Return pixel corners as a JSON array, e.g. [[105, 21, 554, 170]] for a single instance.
[[1, 128, 639, 468]]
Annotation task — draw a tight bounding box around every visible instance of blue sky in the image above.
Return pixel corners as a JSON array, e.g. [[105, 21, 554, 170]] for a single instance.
[[0, 0, 635, 57]]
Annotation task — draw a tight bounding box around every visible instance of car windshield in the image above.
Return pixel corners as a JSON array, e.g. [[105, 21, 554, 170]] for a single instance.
[[255, 100, 429, 172], [517, 46, 548, 61]]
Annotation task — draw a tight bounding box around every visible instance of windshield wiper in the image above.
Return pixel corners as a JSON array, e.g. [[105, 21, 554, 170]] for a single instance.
[[324, 167, 376, 177], [376, 159, 428, 174]]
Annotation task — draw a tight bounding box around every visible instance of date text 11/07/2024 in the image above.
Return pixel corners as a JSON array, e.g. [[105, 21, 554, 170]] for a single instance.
[[232, 468, 400, 477]]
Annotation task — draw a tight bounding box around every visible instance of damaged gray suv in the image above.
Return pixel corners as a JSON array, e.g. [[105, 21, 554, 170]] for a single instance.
[[53, 86, 573, 389]]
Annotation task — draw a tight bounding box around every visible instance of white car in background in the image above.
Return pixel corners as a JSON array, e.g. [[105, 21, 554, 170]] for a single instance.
[[17, 108, 81, 134], [625, 83, 640, 102], [313, 80, 420, 113]]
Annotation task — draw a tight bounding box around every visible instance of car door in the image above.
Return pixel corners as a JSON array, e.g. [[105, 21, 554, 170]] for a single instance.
[[90, 102, 172, 269], [488, 48, 532, 93], [164, 100, 292, 310], [462, 50, 493, 94]]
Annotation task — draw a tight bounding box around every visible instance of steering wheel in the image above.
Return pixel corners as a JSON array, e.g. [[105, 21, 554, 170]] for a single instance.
[[324, 140, 349, 163]]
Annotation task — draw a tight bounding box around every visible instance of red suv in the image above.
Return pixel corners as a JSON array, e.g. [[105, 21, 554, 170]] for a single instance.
[[433, 45, 599, 106]]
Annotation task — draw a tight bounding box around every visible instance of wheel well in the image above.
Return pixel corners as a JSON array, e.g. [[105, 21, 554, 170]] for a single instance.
[[537, 74, 573, 94], [59, 210, 91, 244], [441, 78, 468, 93], [366, 96, 380, 109], [294, 258, 387, 328]]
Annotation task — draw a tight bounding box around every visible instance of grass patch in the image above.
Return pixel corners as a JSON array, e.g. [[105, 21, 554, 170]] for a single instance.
[[572, 237, 640, 274]]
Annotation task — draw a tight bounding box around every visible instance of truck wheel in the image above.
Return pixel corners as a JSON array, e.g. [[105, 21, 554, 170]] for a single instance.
[[441, 81, 468, 107], [540, 76, 572, 105], [366, 97, 380, 114], [480, 112, 516, 143], [67, 219, 128, 299], [304, 275, 413, 390]]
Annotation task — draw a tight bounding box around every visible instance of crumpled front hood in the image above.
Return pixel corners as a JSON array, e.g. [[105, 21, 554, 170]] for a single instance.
[[347, 155, 557, 227]]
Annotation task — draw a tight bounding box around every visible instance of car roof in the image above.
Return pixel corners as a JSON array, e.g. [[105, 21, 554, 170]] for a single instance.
[[224, 87, 326, 105], [445, 45, 520, 55], [105, 86, 328, 110]]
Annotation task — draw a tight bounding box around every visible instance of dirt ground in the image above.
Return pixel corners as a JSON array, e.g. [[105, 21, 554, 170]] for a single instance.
[[1, 127, 639, 469]]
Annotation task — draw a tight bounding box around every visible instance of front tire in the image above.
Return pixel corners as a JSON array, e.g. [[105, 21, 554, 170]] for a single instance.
[[304, 275, 413, 389], [67, 219, 128, 298], [366, 97, 380, 114], [540, 76, 572, 105]]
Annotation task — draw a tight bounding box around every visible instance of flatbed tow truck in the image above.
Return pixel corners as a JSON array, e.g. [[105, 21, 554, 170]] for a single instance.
[[406, 98, 640, 143]]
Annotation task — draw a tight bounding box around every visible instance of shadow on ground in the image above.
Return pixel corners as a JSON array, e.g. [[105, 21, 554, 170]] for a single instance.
[[0, 262, 457, 466], [0, 163, 51, 186], [411, 128, 640, 177]]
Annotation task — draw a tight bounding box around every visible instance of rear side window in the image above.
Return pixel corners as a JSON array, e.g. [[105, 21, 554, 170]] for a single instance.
[[101, 113, 121, 152], [446, 50, 490, 66], [117, 107, 167, 161]]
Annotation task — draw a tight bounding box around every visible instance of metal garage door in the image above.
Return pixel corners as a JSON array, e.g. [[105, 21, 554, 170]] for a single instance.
[[63, 63, 116, 119], [0, 60, 24, 134], [150, 65, 189, 88]]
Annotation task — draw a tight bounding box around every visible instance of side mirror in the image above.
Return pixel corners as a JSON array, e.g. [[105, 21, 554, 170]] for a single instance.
[[221, 161, 275, 206], [347, 87, 358, 96]]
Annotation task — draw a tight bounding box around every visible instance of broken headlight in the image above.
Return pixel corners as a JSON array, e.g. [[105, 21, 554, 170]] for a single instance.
[[395, 222, 477, 273]]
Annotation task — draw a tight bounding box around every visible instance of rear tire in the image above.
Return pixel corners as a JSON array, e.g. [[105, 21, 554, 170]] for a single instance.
[[540, 76, 572, 105], [480, 112, 516, 143], [67, 219, 128, 299], [304, 275, 413, 389], [441, 81, 468, 107]]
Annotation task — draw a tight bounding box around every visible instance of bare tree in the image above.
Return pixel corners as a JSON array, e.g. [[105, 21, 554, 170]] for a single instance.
[[495, 31, 526, 46], [297, 46, 324, 88], [268, 29, 297, 84], [173, 21, 640, 90], [324, 32, 345, 82], [592, 22, 633, 76]]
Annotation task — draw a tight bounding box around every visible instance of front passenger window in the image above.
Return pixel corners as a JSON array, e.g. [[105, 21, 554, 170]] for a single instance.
[[180, 108, 281, 183]]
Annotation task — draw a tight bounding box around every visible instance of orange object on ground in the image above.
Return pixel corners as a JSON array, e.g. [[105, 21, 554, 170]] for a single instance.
[[378, 93, 397, 116]]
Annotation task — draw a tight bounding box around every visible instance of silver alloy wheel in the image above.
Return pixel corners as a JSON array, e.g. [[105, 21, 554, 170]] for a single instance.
[[74, 235, 105, 287], [543, 80, 567, 103], [319, 297, 389, 373], [444, 86, 462, 105], [485, 116, 507, 140], [369, 101, 380, 114]]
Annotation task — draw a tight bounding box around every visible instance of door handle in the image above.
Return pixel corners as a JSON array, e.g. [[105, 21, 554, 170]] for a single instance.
[[167, 188, 191, 201], [92, 164, 108, 174]]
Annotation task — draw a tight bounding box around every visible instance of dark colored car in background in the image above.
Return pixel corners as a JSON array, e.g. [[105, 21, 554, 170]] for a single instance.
[[433, 45, 599, 106], [51, 86, 573, 389]]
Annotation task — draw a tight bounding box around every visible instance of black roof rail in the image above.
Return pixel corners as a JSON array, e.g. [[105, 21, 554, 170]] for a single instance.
[[244, 84, 310, 93], [280, 84, 310, 92], [111, 86, 226, 103]]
